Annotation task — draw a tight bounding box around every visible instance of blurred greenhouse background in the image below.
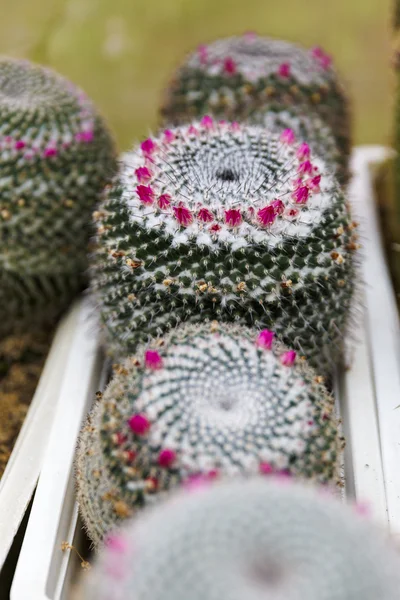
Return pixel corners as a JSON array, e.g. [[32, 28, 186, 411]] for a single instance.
[[0, 0, 394, 150]]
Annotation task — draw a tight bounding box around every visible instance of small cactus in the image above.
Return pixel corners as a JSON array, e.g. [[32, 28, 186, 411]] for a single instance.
[[79, 477, 400, 600], [91, 119, 356, 372], [0, 57, 117, 335], [75, 322, 341, 546], [160, 34, 351, 181]]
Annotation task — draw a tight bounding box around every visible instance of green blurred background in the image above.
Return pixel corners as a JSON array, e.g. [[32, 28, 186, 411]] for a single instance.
[[0, 0, 394, 151]]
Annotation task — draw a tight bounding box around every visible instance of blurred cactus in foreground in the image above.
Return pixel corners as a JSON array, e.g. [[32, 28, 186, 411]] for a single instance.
[[78, 477, 400, 600]]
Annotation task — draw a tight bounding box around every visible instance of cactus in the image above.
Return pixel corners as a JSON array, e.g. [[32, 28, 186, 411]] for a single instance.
[[160, 34, 351, 182], [75, 322, 341, 546], [0, 57, 117, 335], [79, 477, 400, 600], [91, 119, 357, 372]]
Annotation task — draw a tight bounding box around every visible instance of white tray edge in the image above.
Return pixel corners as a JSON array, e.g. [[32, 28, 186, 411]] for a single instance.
[[350, 146, 400, 535], [0, 301, 82, 570], [11, 298, 103, 600]]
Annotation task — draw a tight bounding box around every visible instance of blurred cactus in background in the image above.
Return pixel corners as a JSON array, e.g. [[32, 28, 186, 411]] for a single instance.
[[0, 58, 117, 335], [160, 35, 351, 181], [0, 0, 391, 150]]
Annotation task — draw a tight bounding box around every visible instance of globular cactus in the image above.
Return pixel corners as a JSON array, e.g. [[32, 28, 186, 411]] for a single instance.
[[0, 58, 117, 335], [75, 322, 341, 546], [160, 34, 351, 181], [78, 477, 400, 600], [91, 119, 357, 373]]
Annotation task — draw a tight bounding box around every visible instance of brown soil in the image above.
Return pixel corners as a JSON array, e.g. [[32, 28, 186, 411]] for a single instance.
[[0, 329, 53, 478]]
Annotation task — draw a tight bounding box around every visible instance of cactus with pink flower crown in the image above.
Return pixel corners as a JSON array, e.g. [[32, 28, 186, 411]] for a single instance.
[[75, 322, 341, 545], [0, 58, 116, 334], [160, 34, 350, 183], [91, 118, 356, 373]]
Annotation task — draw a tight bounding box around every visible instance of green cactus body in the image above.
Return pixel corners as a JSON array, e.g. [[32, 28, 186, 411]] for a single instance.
[[92, 119, 356, 372], [160, 34, 351, 182], [75, 322, 341, 545], [0, 58, 117, 334], [79, 478, 400, 600]]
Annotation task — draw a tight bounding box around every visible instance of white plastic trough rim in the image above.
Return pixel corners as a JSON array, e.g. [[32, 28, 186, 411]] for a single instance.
[[350, 145, 400, 536], [10, 145, 400, 600], [0, 301, 81, 570]]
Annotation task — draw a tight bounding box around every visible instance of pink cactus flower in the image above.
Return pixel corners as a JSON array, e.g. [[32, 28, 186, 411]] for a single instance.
[[278, 62, 291, 78], [280, 350, 297, 366], [257, 205, 276, 227], [145, 350, 163, 369], [128, 413, 151, 435], [198, 207, 214, 222], [307, 174, 321, 192], [210, 223, 221, 232], [44, 146, 57, 157], [231, 121, 241, 131], [297, 142, 311, 161], [271, 199, 285, 214], [200, 115, 214, 129], [188, 125, 199, 136], [259, 462, 274, 475], [14, 140, 26, 150], [136, 185, 155, 204], [223, 57, 237, 75], [158, 448, 177, 468], [173, 205, 193, 226], [292, 185, 309, 204], [141, 138, 156, 155], [81, 130, 94, 143], [225, 208, 242, 227], [163, 129, 175, 143], [311, 46, 332, 70], [256, 329, 275, 350], [298, 160, 313, 176], [158, 193, 171, 209], [75, 130, 94, 143], [135, 166, 152, 183], [280, 128, 296, 144]]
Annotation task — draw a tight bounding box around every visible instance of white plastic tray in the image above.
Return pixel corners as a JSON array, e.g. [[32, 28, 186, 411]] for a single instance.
[[10, 146, 400, 599], [0, 301, 82, 571]]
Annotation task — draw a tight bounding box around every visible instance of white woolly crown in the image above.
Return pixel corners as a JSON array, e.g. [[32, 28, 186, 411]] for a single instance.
[[122, 118, 338, 251]]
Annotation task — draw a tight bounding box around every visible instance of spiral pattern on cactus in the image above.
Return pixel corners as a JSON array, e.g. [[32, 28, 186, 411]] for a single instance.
[[0, 57, 116, 334], [75, 322, 341, 545], [160, 34, 351, 180], [79, 478, 400, 600], [92, 119, 356, 372]]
